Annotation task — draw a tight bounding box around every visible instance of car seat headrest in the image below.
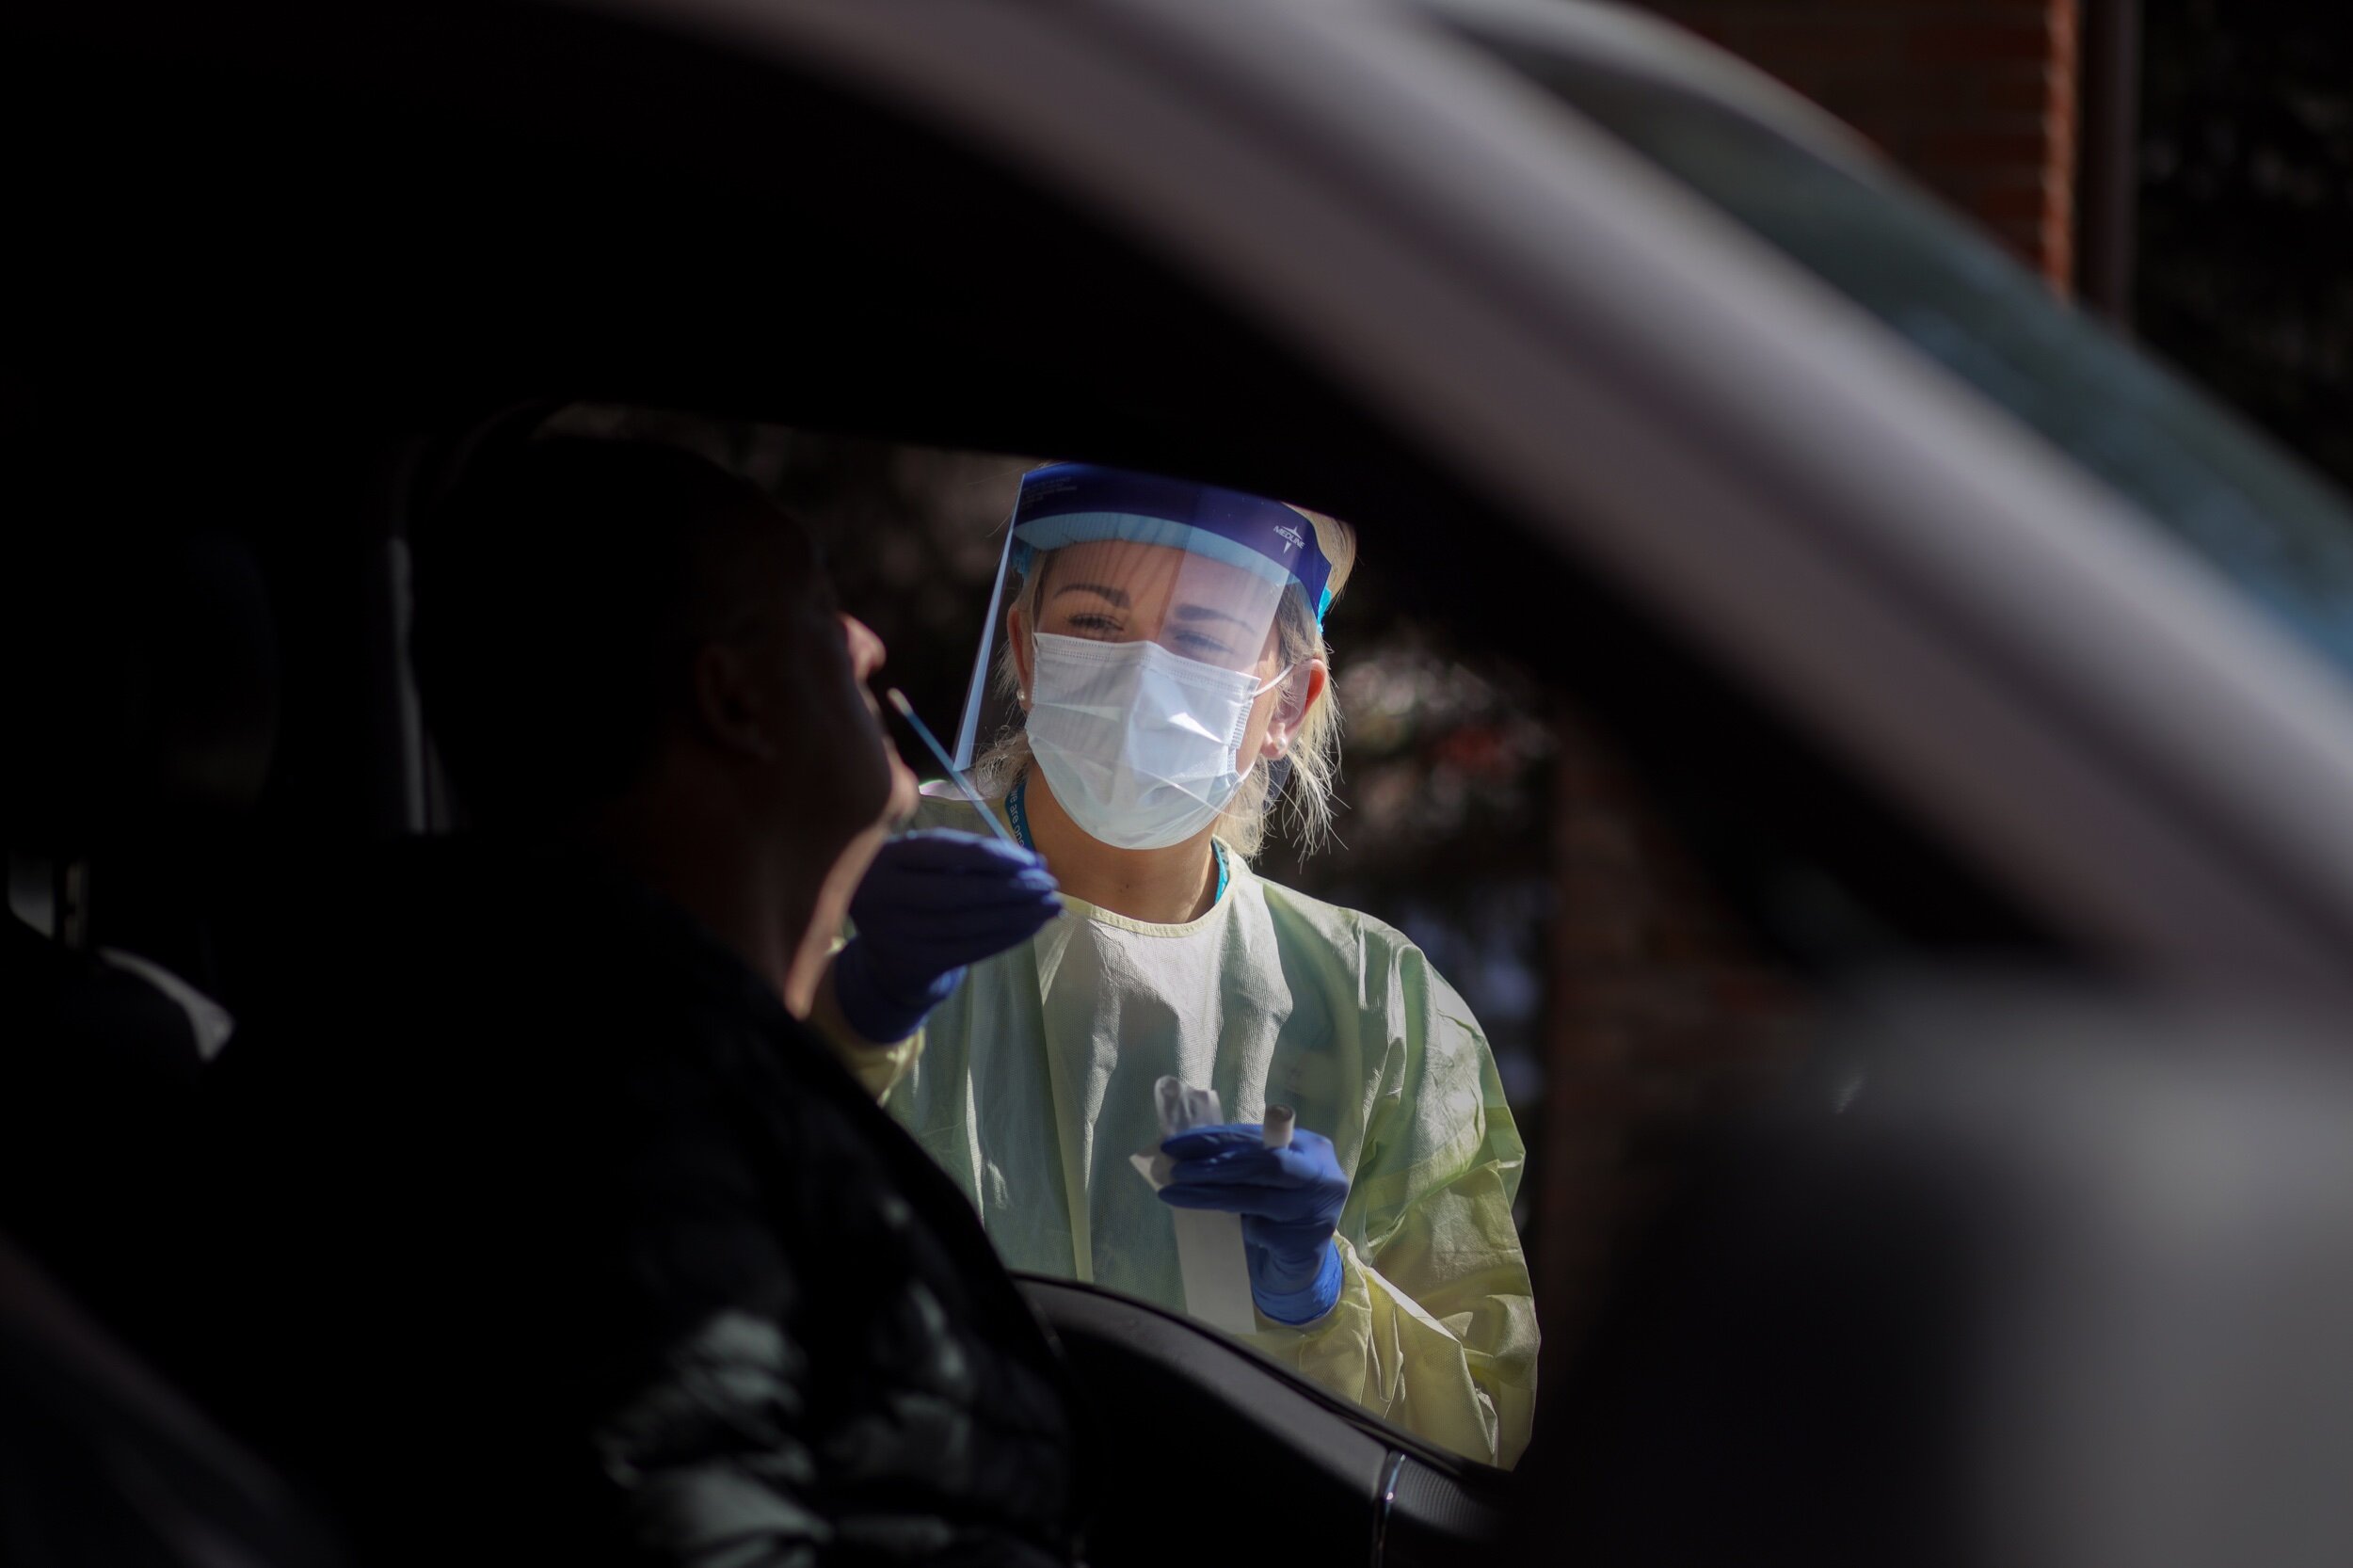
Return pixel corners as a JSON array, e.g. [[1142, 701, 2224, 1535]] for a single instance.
[[4, 526, 279, 857]]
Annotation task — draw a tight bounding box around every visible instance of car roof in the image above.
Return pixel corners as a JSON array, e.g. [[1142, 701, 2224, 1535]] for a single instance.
[[1401, 0, 1882, 172]]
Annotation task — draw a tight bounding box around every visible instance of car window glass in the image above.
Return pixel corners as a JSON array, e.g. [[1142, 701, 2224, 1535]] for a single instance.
[[1454, 31, 2353, 679]]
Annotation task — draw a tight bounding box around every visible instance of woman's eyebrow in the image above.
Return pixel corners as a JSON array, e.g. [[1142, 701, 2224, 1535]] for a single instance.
[[1052, 583, 1129, 607], [1170, 603, 1255, 631]]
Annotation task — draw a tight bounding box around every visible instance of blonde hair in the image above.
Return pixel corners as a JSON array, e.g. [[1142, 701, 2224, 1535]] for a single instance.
[[973, 506, 1357, 862]]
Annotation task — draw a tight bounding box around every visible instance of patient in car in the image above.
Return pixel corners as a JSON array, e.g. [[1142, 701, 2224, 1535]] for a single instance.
[[170, 438, 1089, 1567]]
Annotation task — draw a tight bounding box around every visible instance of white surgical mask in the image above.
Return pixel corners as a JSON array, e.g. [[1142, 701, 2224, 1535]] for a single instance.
[[1025, 632, 1284, 851]]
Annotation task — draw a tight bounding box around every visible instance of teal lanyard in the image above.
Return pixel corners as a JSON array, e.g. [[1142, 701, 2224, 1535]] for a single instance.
[[1007, 769, 1227, 905]]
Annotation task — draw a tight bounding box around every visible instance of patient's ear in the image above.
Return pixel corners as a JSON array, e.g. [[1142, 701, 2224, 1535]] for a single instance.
[[694, 642, 779, 760]]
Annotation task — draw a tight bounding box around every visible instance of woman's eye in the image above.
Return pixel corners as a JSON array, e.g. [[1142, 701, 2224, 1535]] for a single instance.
[[1066, 613, 1123, 637], [1173, 632, 1236, 659]]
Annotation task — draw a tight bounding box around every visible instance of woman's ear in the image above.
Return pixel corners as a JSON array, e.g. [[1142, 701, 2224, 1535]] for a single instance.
[[1008, 603, 1035, 708], [1259, 659, 1327, 760]]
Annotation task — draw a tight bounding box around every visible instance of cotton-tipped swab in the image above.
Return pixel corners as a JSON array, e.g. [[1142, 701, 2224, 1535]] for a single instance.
[[884, 687, 1022, 849], [1262, 1106, 1297, 1149]]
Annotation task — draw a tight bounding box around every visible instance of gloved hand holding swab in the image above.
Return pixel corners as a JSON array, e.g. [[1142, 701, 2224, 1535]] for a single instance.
[[829, 688, 1058, 1044]]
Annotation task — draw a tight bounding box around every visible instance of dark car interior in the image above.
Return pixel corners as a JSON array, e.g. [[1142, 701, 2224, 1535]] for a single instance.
[[7, 3, 2079, 1563]]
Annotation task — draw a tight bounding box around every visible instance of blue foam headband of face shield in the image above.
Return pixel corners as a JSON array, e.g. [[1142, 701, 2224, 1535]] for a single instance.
[[1008, 462, 1336, 624]]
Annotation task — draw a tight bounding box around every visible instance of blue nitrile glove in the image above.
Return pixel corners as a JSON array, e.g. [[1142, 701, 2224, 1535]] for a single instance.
[[1158, 1123, 1350, 1325], [833, 830, 1060, 1043]]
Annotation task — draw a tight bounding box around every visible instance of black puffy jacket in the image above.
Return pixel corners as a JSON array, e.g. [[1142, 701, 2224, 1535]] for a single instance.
[[170, 839, 1091, 1568]]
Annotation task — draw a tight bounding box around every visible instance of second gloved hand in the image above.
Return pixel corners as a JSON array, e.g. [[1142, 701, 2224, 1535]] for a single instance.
[[833, 829, 1061, 1043], [1158, 1123, 1350, 1325]]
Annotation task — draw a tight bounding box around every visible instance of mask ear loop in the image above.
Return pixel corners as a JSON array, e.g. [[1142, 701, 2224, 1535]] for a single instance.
[[1217, 662, 1303, 906], [1253, 663, 1299, 699], [1258, 661, 1320, 758], [1243, 585, 1321, 847]]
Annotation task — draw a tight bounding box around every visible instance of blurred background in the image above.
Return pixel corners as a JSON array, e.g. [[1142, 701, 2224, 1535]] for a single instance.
[[559, 0, 2352, 1364]]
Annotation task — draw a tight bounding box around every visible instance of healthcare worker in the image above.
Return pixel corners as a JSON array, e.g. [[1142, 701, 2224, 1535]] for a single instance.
[[824, 463, 1538, 1467]]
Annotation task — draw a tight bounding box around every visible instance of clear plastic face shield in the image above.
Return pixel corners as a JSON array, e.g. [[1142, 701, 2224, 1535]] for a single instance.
[[953, 464, 1336, 851]]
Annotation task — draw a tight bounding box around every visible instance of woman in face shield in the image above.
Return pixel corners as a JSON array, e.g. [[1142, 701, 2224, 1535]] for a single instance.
[[822, 463, 1538, 1467]]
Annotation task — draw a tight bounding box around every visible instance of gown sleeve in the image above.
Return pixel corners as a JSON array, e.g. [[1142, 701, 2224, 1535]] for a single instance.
[[809, 792, 983, 1103], [808, 942, 925, 1101], [1248, 945, 1540, 1468], [821, 1023, 922, 1102]]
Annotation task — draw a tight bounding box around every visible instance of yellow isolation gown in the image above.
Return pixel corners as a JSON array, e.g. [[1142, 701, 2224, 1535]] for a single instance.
[[842, 794, 1538, 1467]]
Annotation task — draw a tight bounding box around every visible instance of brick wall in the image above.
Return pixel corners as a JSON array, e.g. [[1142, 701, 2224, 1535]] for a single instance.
[[1638, 0, 2083, 288]]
